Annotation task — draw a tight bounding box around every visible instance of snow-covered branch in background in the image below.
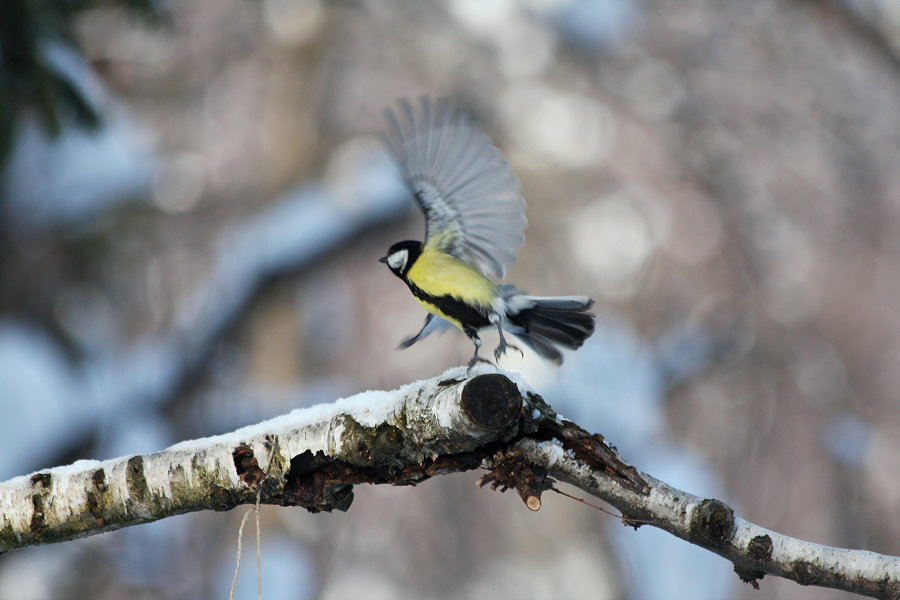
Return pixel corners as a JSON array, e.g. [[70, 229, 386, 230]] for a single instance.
[[97, 153, 409, 415], [0, 149, 410, 482], [1, 368, 897, 598]]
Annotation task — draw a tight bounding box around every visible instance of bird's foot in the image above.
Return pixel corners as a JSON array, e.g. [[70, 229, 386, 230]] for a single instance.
[[493, 321, 523, 363], [494, 337, 523, 362], [466, 353, 494, 375]]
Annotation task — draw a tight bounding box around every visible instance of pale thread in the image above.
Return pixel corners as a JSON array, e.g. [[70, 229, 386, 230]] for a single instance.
[[231, 460, 267, 600], [255, 488, 263, 600], [229, 509, 253, 600]]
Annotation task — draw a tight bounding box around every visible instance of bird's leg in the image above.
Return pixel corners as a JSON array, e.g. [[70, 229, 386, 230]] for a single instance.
[[398, 313, 435, 348], [493, 320, 523, 362], [465, 329, 493, 373]]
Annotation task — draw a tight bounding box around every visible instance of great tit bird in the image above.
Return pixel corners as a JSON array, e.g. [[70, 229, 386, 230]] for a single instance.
[[378, 96, 595, 369]]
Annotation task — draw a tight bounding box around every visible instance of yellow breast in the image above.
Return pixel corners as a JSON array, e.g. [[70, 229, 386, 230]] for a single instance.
[[406, 247, 498, 329]]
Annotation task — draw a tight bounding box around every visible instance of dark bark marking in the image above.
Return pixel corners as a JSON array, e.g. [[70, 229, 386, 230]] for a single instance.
[[233, 444, 266, 489], [793, 560, 824, 586], [125, 456, 149, 503], [734, 565, 766, 589], [690, 498, 735, 548], [85, 469, 108, 525], [29, 473, 51, 532], [749, 534, 773, 560]]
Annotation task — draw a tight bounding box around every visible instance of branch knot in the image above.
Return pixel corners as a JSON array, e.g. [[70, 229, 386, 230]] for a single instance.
[[690, 499, 735, 548]]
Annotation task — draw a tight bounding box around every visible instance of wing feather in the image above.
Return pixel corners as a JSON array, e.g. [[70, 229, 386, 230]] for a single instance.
[[381, 96, 526, 281]]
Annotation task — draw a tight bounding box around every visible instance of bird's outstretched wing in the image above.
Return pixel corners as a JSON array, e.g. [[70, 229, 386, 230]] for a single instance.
[[380, 96, 526, 282]]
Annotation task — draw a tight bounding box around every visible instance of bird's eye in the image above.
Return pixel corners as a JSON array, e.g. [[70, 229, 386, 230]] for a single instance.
[[387, 249, 408, 271]]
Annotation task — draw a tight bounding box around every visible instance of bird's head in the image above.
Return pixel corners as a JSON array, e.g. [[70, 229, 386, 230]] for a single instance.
[[379, 240, 422, 278]]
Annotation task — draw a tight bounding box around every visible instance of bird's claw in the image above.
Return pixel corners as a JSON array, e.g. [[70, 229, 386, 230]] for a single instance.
[[466, 354, 494, 375], [493, 339, 523, 362]]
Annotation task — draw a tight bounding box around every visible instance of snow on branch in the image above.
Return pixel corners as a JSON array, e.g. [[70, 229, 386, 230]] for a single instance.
[[0, 366, 529, 549], [1, 368, 898, 598]]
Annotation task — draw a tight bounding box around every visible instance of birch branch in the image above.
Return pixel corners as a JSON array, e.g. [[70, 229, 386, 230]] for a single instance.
[[1, 369, 897, 599], [516, 436, 900, 599]]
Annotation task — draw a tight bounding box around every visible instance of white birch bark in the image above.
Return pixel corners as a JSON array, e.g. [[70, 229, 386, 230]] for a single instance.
[[1, 370, 897, 598]]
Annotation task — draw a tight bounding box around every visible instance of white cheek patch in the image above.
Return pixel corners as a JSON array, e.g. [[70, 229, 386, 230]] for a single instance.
[[387, 249, 408, 271]]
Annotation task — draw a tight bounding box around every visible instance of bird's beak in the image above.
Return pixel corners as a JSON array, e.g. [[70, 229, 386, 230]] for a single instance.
[[378, 256, 388, 264]]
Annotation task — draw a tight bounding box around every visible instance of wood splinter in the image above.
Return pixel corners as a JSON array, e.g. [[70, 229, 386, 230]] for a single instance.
[[478, 452, 553, 511]]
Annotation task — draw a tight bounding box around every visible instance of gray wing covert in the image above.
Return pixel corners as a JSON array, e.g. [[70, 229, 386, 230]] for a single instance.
[[380, 96, 526, 281]]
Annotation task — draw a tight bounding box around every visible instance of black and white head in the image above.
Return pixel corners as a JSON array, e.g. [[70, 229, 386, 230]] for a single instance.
[[379, 240, 422, 279]]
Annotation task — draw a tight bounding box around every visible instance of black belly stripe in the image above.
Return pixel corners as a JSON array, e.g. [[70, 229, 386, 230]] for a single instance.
[[407, 282, 492, 330]]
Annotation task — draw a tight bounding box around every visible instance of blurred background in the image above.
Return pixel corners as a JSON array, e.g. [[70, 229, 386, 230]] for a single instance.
[[1, 0, 899, 598]]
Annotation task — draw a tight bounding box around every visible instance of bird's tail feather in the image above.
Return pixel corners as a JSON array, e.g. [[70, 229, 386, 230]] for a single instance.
[[506, 295, 595, 364]]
